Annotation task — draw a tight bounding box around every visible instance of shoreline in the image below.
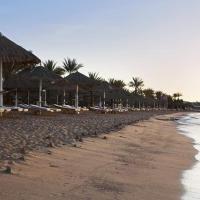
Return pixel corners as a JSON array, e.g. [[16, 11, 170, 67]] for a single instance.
[[177, 113, 200, 199], [0, 112, 196, 200]]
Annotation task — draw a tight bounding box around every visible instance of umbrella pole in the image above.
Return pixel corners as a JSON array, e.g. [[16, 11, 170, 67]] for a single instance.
[[15, 88, 18, 107], [56, 95, 59, 105], [99, 96, 102, 108], [0, 60, 3, 107], [112, 99, 115, 109], [75, 84, 79, 108], [44, 90, 47, 106], [126, 99, 129, 109], [27, 90, 30, 105], [63, 89, 66, 105], [39, 79, 42, 107], [103, 90, 106, 109]]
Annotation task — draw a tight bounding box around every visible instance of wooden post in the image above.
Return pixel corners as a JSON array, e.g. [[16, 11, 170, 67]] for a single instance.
[[27, 90, 30, 105], [75, 84, 79, 108], [0, 60, 3, 107], [103, 90, 106, 109], [63, 89, 66, 105], [15, 88, 18, 107], [39, 79, 42, 107]]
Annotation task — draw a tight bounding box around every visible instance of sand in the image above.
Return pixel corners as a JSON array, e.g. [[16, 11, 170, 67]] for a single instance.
[[0, 111, 169, 161], [0, 113, 195, 200]]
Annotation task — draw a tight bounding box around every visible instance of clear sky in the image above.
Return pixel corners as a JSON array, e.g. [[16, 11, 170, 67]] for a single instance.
[[1, 0, 200, 101]]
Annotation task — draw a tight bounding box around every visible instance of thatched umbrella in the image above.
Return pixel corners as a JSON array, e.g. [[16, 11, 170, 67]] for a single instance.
[[19, 66, 60, 106], [4, 73, 38, 106], [65, 72, 97, 108], [0, 33, 40, 107], [48, 78, 69, 105], [90, 81, 110, 108]]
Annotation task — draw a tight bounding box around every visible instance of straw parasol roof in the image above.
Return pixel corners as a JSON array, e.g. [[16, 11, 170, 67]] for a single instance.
[[0, 33, 40, 65], [19, 66, 60, 81], [4, 67, 62, 91], [65, 72, 96, 87], [4, 73, 38, 90]]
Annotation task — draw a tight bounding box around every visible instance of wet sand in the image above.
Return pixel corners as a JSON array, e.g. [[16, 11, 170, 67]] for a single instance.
[[0, 113, 195, 200]]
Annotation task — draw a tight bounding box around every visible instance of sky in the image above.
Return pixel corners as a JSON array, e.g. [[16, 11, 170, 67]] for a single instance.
[[1, 0, 200, 101]]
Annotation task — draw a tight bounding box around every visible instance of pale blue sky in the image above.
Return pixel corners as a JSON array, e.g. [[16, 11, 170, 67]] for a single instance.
[[1, 0, 200, 101]]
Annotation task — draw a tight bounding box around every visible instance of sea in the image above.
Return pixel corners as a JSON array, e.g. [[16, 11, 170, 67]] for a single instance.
[[178, 113, 200, 200]]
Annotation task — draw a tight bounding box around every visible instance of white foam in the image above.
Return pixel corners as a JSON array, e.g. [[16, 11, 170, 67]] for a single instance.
[[178, 113, 200, 200]]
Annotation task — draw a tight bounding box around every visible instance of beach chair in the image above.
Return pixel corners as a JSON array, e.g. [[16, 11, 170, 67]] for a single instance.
[[53, 104, 80, 114], [89, 106, 110, 114], [24, 104, 55, 115]]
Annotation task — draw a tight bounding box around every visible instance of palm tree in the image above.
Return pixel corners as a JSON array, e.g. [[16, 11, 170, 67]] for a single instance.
[[173, 92, 183, 109], [176, 93, 182, 100], [43, 60, 65, 76], [173, 93, 182, 100], [143, 88, 155, 99], [155, 91, 163, 108], [109, 78, 126, 89], [63, 58, 83, 74], [173, 93, 178, 100], [143, 88, 155, 108], [129, 77, 144, 95], [88, 72, 103, 81]]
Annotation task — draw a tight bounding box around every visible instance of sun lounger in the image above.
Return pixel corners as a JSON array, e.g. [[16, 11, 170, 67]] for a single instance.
[[2, 107, 12, 112], [80, 107, 89, 111], [111, 107, 129, 113], [43, 105, 61, 112], [53, 104, 80, 114], [0, 108, 5, 115], [30, 104, 53, 111], [89, 106, 110, 114], [7, 107, 25, 112], [19, 104, 55, 115], [18, 104, 29, 109]]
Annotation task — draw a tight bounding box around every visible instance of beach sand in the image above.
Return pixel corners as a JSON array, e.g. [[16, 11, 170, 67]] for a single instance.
[[0, 113, 195, 200]]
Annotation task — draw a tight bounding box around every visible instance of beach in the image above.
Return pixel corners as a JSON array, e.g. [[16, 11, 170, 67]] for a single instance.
[[0, 111, 169, 161], [0, 112, 195, 200]]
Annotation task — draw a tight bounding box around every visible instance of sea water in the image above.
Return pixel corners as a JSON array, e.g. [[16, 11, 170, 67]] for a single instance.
[[178, 113, 200, 200]]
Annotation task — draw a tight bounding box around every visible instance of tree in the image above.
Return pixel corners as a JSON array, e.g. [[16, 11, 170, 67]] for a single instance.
[[143, 88, 155, 99], [173, 93, 182, 100], [109, 78, 126, 89], [43, 60, 65, 76], [155, 91, 163, 101], [129, 77, 144, 95], [173, 92, 183, 109], [142, 88, 155, 108], [88, 72, 103, 82], [63, 58, 83, 74]]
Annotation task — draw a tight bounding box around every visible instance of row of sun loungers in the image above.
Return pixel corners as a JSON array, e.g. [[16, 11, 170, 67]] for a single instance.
[[0, 104, 168, 117], [0, 106, 29, 113], [18, 104, 62, 115]]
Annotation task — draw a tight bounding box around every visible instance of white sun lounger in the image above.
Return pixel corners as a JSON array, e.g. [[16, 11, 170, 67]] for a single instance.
[[53, 104, 80, 114], [89, 106, 110, 114], [0, 108, 5, 113], [29, 104, 53, 112]]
